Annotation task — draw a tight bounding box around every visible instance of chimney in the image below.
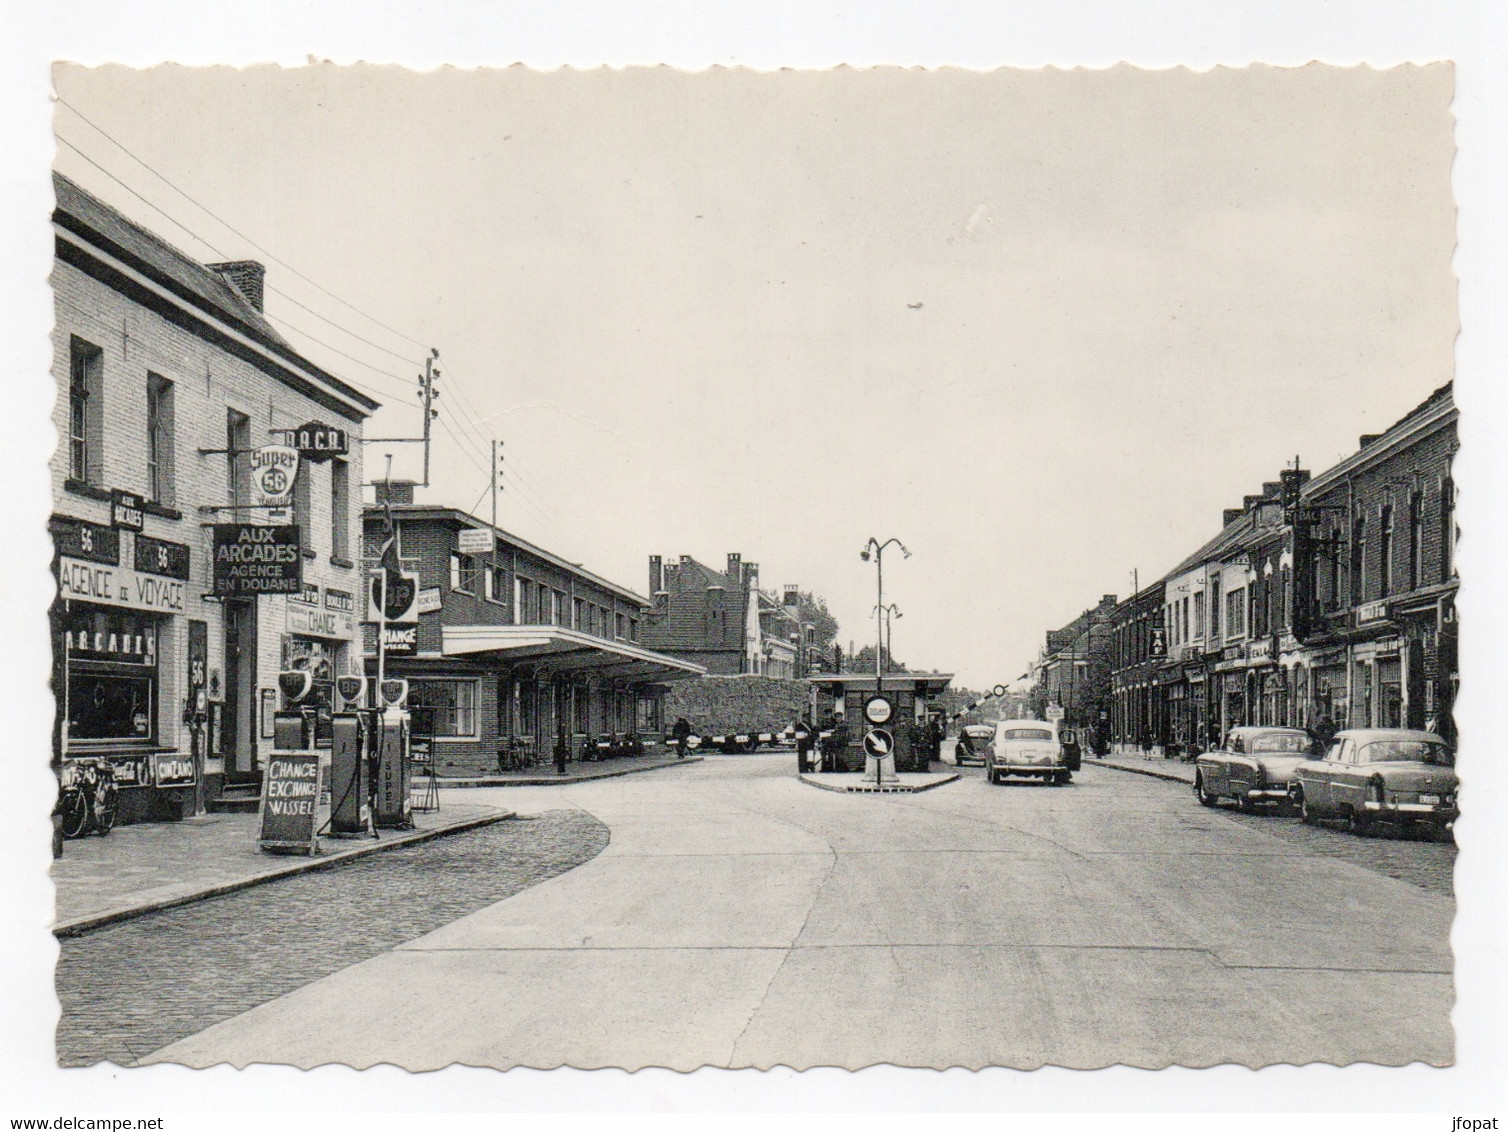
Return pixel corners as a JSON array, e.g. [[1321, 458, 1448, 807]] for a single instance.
[[783, 584, 799, 607], [1359, 433, 1382, 449], [1244, 494, 1265, 512], [208, 260, 267, 312], [744, 561, 758, 588], [680, 553, 693, 565], [1263, 481, 1283, 498], [1223, 508, 1244, 526], [374, 479, 415, 507], [649, 555, 664, 596], [727, 552, 742, 581]]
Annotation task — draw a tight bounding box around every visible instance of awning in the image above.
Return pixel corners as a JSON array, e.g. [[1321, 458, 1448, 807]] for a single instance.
[[442, 625, 707, 683]]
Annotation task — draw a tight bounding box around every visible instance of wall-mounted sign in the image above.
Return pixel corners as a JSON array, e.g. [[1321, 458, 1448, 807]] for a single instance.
[[57, 556, 186, 614], [63, 607, 158, 665], [106, 754, 152, 788], [283, 420, 349, 462], [212, 524, 302, 596], [1045, 704, 1066, 721], [153, 753, 196, 787], [324, 588, 354, 614], [1356, 600, 1389, 626], [110, 489, 145, 532], [379, 623, 418, 655], [289, 581, 321, 606], [1149, 626, 1167, 657], [287, 603, 354, 640], [251, 445, 300, 508], [133, 534, 191, 581], [1248, 639, 1273, 662], [51, 518, 119, 565], [417, 586, 442, 614], [457, 528, 494, 555]]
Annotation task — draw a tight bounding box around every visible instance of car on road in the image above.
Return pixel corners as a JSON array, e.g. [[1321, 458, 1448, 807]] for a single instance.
[[986, 719, 1071, 786], [1193, 726, 1318, 812], [1291, 728, 1457, 837], [954, 724, 993, 766]]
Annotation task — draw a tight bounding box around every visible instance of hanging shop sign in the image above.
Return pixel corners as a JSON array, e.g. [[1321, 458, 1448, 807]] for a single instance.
[[281, 420, 349, 462], [258, 752, 322, 854], [1148, 626, 1167, 657], [110, 489, 145, 532], [458, 528, 494, 555], [212, 524, 303, 596], [416, 587, 442, 614], [368, 570, 419, 623], [251, 444, 300, 508]]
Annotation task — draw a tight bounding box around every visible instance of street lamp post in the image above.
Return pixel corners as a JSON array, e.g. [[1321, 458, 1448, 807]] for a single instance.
[[861, 538, 909, 787], [874, 602, 902, 674]]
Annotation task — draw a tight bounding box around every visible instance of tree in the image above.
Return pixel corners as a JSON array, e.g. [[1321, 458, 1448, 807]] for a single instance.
[[791, 591, 839, 655], [849, 644, 907, 674]]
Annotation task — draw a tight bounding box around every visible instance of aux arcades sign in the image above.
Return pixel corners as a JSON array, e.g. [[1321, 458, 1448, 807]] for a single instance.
[[212, 524, 303, 596]]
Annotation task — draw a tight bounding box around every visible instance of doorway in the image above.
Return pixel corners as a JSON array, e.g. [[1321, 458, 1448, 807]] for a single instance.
[[223, 599, 259, 784]]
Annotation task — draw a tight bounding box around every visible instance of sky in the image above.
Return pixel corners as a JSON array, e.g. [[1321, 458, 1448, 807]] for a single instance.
[[46, 63, 1458, 690]]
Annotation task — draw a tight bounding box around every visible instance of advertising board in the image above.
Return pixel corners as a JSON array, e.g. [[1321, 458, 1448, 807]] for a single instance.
[[212, 524, 303, 596], [258, 752, 322, 854]]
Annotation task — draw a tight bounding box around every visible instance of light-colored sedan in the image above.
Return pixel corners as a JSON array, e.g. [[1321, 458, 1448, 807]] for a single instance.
[[1291, 728, 1457, 837], [1194, 726, 1318, 812], [986, 720, 1071, 786]]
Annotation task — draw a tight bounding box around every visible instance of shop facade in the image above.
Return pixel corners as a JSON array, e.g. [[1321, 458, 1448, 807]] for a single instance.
[[50, 173, 378, 822], [361, 495, 704, 776]]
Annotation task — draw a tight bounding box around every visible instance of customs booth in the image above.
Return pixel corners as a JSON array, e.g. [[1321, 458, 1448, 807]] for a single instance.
[[805, 672, 954, 772]]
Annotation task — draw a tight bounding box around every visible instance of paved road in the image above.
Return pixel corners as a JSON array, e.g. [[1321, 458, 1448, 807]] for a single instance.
[[140, 756, 1452, 1071]]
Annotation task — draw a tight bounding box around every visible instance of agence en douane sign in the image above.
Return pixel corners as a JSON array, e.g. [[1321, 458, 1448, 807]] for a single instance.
[[212, 524, 303, 596]]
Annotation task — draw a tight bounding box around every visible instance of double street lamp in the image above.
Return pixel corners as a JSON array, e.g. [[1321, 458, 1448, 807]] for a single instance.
[[873, 602, 902, 674], [860, 538, 910, 697]]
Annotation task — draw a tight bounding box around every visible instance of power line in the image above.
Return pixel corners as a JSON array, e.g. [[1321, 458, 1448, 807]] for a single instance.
[[55, 97, 431, 351]]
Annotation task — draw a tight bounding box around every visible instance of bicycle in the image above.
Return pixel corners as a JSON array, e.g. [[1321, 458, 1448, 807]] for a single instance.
[[57, 757, 119, 838]]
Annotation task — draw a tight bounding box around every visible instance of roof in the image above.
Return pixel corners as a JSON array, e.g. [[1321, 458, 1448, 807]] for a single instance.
[[669, 557, 738, 590], [441, 625, 706, 682], [54, 172, 381, 416], [806, 672, 955, 693], [365, 504, 651, 607]]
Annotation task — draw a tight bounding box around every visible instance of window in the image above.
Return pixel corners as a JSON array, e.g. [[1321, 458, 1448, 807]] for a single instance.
[[488, 566, 506, 603], [293, 459, 313, 552], [408, 680, 478, 738], [616, 612, 627, 640], [1208, 576, 1221, 641], [1408, 491, 1423, 590], [68, 338, 104, 484], [629, 617, 638, 642], [513, 576, 524, 623], [1225, 588, 1246, 638], [63, 607, 157, 745], [551, 589, 563, 626], [146, 373, 174, 504], [1441, 473, 1455, 579], [1351, 515, 1367, 604], [1192, 591, 1205, 641], [330, 459, 350, 560], [573, 597, 585, 630], [227, 409, 252, 512], [450, 553, 480, 594], [1379, 504, 1394, 597]]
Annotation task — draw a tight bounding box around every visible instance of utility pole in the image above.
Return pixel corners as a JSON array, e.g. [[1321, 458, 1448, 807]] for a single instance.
[[418, 349, 441, 487], [491, 439, 504, 528]]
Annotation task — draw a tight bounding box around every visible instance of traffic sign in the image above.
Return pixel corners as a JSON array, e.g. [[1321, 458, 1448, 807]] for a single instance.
[[864, 695, 894, 725], [862, 728, 894, 758], [1046, 704, 1065, 721], [992, 684, 1007, 698]]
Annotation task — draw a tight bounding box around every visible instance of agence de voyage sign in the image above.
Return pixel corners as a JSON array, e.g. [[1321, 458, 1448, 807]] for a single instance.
[[212, 524, 302, 596]]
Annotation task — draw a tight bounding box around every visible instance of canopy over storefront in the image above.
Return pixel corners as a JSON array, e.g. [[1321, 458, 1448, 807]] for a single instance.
[[443, 624, 706, 683]]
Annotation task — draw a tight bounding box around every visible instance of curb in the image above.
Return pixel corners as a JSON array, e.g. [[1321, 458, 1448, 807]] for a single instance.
[[798, 772, 960, 795], [1089, 760, 1196, 787], [53, 810, 515, 939], [436, 755, 703, 788]]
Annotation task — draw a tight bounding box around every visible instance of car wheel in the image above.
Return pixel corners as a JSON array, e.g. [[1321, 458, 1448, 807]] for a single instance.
[[1195, 772, 1217, 808], [1346, 808, 1374, 837], [1060, 772, 1072, 786], [1297, 789, 1317, 825]]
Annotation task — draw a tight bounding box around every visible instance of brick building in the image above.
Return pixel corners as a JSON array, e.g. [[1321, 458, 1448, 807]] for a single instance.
[[362, 489, 703, 776], [642, 552, 796, 676], [50, 173, 379, 823], [1030, 595, 1117, 749], [1108, 580, 1167, 755]]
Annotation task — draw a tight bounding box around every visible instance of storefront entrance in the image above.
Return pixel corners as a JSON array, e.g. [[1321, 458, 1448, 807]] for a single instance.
[[223, 599, 259, 784]]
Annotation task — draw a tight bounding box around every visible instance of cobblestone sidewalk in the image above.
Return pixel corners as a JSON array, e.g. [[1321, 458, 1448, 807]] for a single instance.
[[56, 809, 609, 1068]]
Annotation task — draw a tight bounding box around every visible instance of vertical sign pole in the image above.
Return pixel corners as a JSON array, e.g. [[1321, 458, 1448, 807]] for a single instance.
[[876, 547, 884, 789]]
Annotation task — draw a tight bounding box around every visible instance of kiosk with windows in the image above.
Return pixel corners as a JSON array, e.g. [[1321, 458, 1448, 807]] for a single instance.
[[805, 672, 954, 773]]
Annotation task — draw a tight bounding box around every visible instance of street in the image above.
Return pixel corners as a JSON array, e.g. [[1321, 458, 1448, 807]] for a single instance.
[[82, 753, 1455, 1072]]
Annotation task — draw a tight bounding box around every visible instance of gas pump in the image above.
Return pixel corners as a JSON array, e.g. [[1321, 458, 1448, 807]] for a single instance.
[[273, 668, 316, 750], [373, 677, 413, 829], [328, 674, 373, 837]]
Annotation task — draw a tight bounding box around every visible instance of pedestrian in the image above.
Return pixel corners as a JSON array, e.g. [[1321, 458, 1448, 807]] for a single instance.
[[671, 716, 692, 759], [1310, 710, 1338, 753], [794, 714, 816, 773], [553, 729, 570, 776]]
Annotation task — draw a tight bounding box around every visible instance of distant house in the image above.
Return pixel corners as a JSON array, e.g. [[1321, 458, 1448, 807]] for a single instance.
[[642, 553, 807, 678]]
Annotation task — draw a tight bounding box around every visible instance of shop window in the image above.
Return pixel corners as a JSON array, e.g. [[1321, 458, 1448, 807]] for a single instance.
[[146, 373, 175, 505], [64, 607, 158, 746], [69, 337, 104, 484], [409, 679, 478, 738], [330, 459, 350, 560]]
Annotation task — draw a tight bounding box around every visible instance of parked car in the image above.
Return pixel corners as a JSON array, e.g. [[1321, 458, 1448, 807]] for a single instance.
[[986, 720, 1071, 786], [1193, 726, 1318, 812], [954, 724, 993, 766], [1291, 728, 1457, 837]]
